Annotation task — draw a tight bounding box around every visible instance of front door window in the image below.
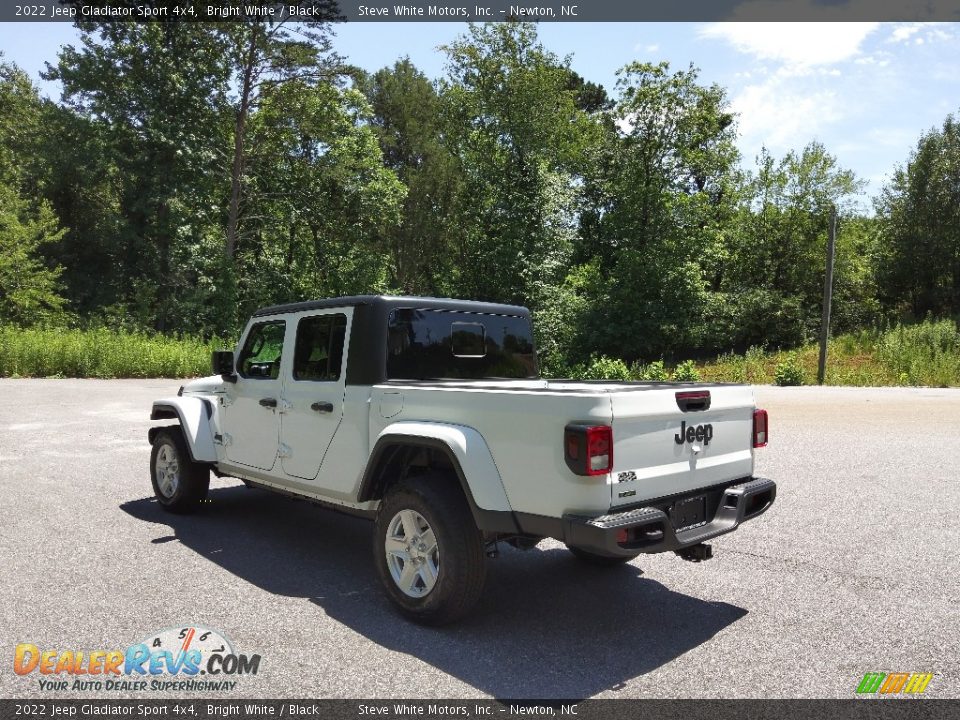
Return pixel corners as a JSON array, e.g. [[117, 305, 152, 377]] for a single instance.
[[237, 321, 285, 379]]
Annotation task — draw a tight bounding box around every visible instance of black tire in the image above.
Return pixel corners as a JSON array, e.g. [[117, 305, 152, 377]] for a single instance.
[[150, 427, 210, 513], [374, 476, 486, 625], [567, 545, 640, 567]]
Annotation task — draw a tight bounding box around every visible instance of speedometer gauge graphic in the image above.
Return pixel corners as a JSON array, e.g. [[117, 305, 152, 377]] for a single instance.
[[137, 625, 234, 659]]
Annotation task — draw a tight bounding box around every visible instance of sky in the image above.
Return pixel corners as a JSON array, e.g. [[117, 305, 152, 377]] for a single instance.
[[1, 21, 958, 207]]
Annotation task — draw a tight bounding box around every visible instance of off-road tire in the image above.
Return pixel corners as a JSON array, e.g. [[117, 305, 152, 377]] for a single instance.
[[567, 545, 640, 567], [150, 427, 210, 513], [374, 476, 486, 625]]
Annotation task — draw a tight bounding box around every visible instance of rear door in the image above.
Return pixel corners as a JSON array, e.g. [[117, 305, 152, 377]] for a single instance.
[[609, 385, 755, 508], [279, 309, 351, 480]]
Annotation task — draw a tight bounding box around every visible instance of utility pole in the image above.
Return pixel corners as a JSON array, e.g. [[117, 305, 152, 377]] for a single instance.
[[817, 206, 837, 385]]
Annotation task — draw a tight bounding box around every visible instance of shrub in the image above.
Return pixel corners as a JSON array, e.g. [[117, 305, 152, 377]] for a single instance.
[[743, 345, 770, 383], [696, 319, 959, 388], [630, 360, 670, 382], [876, 319, 960, 387], [647, 360, 669, 381], [673, 359, 700, 382], [633, 359, 669, 381], [581, 355, 632, 380], [774, 355, 805, 386]]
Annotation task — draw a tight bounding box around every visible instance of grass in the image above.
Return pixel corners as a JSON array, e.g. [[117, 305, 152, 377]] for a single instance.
[[0, 326, 219, 379], [554, 319, 960, 387], [698, 320, 960, 388], [2, 319, 958, 386]]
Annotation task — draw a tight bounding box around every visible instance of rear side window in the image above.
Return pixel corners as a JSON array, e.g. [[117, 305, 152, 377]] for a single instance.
[[238, 321, 286, 379], [293, 314, 347, 382], [386, 309, 537, 380]]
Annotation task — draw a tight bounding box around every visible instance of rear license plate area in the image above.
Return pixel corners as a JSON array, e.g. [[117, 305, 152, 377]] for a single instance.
[[670, 495, 707, 530]]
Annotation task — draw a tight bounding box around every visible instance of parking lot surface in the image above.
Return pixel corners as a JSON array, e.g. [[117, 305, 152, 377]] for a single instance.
[[1, 380, 957, 699]]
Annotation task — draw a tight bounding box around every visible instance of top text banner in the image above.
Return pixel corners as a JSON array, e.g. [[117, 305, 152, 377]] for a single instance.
[[3, 0, 960, 22]]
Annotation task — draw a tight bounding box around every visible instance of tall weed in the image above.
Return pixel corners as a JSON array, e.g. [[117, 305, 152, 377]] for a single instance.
[[699, 320, 959, 387], [0, 326, 218, 378], [876, 320, 960, 387]]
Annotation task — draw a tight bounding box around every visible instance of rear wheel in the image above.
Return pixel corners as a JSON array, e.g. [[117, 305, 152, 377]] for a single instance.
[[374, 477, 486, 625], [150, 427, 209, 513], [567, 545, 640, 567]]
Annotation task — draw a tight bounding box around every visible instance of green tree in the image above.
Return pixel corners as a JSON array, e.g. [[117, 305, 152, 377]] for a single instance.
[[440, 22, 599, 306], [39, 105, 128, 317], [564, 70, 613, 114], [876, 112, 960, 318], [0, 58, 68, 326], [0, 181, 67, 326], [0, 58, 45, 189], [215, 8, 340, 260], [725, 143, 865, 348], [238, 79, 406, 312], [45, 7, 343, 333], [46, 19, 232, 331], [360, 58, 463, 294], [575, 61, 741, 361]]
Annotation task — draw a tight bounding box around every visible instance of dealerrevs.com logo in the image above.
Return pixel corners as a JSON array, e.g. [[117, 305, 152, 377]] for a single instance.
[[13, 625, 261, 692]]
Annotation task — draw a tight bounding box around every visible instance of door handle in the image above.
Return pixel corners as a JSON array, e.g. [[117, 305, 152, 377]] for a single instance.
[[259, 397, 278, 408], [311, 401, 334, 413]]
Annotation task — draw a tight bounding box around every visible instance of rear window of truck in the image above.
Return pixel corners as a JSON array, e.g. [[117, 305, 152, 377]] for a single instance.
[[386, 308, 537, 380]]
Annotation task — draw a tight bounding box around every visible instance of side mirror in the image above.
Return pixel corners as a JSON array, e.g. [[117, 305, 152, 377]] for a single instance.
[[212, 350, 237, 382]]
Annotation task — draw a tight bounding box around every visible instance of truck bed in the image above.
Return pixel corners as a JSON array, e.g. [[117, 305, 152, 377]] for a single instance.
[[370, 380, 757, 518]]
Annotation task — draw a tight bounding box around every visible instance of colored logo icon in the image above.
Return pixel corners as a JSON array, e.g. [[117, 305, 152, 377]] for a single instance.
[[856, 672, 933, 695]]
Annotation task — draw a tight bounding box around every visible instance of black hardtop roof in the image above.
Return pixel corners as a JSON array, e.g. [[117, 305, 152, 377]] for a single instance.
[[251, 294, 530, 319]]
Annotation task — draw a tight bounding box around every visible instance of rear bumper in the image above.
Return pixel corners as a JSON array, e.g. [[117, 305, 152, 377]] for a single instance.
[[562, 476, 777, 558]]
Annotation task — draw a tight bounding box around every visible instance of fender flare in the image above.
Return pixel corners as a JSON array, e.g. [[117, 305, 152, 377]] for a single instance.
[[149, 397, 217, 464], [358, 422, 519, 534]]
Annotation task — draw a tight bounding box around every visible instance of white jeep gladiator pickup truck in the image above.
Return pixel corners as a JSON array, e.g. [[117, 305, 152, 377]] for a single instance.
[[149, 295, 775, 624]]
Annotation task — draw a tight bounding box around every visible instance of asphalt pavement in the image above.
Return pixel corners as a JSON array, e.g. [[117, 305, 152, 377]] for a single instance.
[[1, 380, 957, 699]]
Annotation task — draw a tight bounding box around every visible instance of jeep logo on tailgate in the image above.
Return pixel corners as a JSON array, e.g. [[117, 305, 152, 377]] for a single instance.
[[674, 420, 713, 446]]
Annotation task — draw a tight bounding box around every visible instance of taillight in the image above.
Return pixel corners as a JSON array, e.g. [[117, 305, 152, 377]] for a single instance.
[[753, 409, 768, 448], [564, 424, 613, 476]]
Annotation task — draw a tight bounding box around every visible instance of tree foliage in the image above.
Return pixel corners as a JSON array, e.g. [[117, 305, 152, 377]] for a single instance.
[[39, 12, 400, 334], [440, 23, 598, 305], [573, 62, 741, 361], [0, 182, 67, 326], [0, 59, 67, 326], [44, 20, 233, 330], [2, 22, 957, 376], [359, 58, 462, 294], [876, 112, 960, 319], [723, 142, 867, 349]]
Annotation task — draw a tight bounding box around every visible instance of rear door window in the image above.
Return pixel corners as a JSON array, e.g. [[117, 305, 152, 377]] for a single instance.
[[293, 314, 347, 382]]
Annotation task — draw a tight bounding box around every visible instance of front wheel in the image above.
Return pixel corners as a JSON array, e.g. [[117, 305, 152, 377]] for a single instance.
[[567, 544, 640, 567], [150, 427, 210, 513], [374, 477, 486, 625]]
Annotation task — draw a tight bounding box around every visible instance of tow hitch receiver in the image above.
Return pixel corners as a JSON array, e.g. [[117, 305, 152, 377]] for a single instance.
[[675, 543, 713, 562]]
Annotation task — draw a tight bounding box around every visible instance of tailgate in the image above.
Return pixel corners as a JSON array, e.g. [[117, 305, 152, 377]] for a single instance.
[[609, 385, 755, 507]]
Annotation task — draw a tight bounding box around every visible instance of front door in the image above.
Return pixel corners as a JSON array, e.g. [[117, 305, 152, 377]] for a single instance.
[[222, 318, 286, 470], [279, 310, 350, 480]]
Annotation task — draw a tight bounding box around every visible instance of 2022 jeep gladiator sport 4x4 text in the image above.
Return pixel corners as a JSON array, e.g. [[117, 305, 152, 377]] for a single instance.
[[149, 295, 776, 624]]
